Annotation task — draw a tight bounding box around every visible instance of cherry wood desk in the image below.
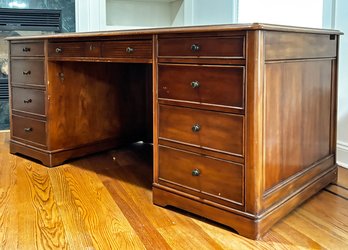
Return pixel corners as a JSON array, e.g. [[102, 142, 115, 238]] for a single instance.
[[7, 23, 341, 239]]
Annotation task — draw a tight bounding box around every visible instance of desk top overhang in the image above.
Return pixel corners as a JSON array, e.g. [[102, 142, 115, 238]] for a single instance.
[[6, 23, 342, 41]]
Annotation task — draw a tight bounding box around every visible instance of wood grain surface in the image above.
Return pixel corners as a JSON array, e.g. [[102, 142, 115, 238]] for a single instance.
[[1, 131, 347, 249]]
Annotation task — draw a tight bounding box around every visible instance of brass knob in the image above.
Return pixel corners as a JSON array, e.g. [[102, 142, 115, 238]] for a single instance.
[[191, 44, 200, 52], [191, 81, 200, 89], [126, 47, 134, 53], [192, 124, 201, 133], [192, 169, 201, 176], [22, 70, 31, 75], [24, 99, 32, 104], [24, 127, 33, 132], [55, 47, 63, 53], [22, 47, 31, 52]]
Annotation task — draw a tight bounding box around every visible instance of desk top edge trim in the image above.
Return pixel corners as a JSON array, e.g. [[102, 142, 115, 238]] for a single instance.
[[5, 23, 342, 41]]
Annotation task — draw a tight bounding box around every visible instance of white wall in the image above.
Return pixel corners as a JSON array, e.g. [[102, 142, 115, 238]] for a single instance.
[[75, 0, 101, 32], [238, 0, 323, 28], [191, 0, 237, 25], [75, 0, 238, 32]]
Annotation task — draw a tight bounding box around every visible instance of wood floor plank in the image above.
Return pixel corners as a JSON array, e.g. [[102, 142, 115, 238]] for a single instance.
[[93, 148, 225, 249], [49, 158, 145, 250], [282, 192, 348, 249], [102, 175, 172, 250], [2, 132, 348, 249], [270, 221, 325, 249], [16, 159, 68, 250], [325, 184, 348, 199], [337, 166, 348, 189], [48, 166, 95, 249], [0, 146, 18, 249], [88, 149, 182, 230]]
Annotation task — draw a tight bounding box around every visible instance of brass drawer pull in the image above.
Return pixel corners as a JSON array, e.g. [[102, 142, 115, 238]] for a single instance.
[[192, 168, 201, 176], [22, 70, 31, 75], [22, 47, 31, 52], [24, 99, 32, 104], [191, 44, 200, 52], [24, 127, 33, 132], [126, 47, 134, 53], [192, 124, 201, 132], [190, 81, 200, 89], [55, 47, 63, 53]]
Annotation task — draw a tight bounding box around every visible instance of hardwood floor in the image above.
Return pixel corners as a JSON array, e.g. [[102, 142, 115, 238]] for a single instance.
[[1, 131, 347, 249]]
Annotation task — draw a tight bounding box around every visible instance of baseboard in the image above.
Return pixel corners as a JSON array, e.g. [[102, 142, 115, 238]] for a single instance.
[[337, 140, 348, 169]]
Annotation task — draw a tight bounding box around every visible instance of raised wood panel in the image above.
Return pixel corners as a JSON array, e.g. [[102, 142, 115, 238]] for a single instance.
[[159, 105, 244, 156], [158, 64, 245, 110], [264, 60, 333, 191], [46, 62, 150, 150], [265, 32, 337, 60], [158, 145, 244, 205]]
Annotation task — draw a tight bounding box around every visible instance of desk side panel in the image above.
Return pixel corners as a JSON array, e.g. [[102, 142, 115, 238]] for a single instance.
[[261, 31, 339, 210]]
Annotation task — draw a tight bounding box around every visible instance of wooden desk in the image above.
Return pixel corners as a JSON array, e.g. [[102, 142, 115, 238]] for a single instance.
[[7, 23, 341, 239]]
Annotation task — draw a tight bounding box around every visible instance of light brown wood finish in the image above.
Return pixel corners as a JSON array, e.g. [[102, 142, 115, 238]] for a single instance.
[[1, 132, 348, 249]]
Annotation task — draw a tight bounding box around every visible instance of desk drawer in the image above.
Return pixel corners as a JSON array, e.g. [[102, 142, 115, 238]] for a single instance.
[[12, 115, 46, 146], [11, 42, 44, 57], [159, 105, 244, 156], [102, 40, 152, 59], [11, 59, 44, 86], [158, 64, 244, 109], [159, 146, 243, 204], [48, 42, 101, 58], [12, 87, 45, 116], [158, 36, 245, 58]]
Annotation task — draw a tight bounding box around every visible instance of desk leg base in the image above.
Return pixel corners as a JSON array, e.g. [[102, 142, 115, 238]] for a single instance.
[[9, 138, 125, 167]]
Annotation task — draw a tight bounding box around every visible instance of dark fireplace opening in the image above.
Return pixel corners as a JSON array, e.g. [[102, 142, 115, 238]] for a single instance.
[[0, 8, 62, 130]]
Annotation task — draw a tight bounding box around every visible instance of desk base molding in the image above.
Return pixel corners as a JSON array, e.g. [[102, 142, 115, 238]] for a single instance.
[[153, 167, 337, 239], [10, 137, 130, 167]]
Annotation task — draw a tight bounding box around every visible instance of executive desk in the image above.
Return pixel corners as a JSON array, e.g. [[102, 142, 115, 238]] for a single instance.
[[7, 23, 340, 239]]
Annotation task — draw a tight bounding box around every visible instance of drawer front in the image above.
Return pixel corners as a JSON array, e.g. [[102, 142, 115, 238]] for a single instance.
[[11, 42, 44, 57], [159, 146, 243, 204], [12, 115, 46, 146], [48, 42, 101, 58], [159, 105, 244, 156], [102, 40, 152, 59], [158, 36, 245, 58], [158, 64, 244, 109], [12, 88, 45, 115], [11, 59, 44, 85]]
